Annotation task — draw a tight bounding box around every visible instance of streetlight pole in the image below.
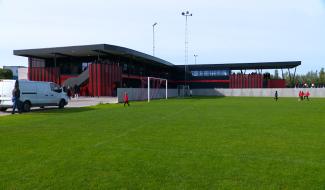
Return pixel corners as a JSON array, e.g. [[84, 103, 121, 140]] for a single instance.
[[181, 11, 192, 87], [152, 22, 157, 56], [194, 54, 198, 64]]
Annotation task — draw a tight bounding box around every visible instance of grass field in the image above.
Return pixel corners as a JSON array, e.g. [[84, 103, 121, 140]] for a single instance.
[[0, 97, 325, 189]]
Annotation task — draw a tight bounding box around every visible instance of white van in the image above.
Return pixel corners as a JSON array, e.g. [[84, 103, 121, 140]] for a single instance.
[[0, 80, 68, 112]]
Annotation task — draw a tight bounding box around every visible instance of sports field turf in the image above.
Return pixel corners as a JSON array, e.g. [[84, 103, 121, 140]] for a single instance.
[[0, 97, 325, 189]]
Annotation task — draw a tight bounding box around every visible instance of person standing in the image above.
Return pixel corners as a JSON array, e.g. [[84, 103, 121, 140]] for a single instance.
[[299, 91, 304, 101], [12, 81, 21, 114], [67, 86, 72, 100], [305, 91, 310, 101], [274, 91, 278, 101], [123, 92, 130, 107], [74, 84, 80, 99]]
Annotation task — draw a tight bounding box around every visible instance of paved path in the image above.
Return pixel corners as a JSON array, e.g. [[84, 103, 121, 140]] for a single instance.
[[67, 97, 118, 107], [0, 97, 118, 117]]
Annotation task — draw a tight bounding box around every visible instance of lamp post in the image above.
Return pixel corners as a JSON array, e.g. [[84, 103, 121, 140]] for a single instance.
[[152, 22, 157, 56], [181, 11, 192, 86], [194, 54, 198, 64]]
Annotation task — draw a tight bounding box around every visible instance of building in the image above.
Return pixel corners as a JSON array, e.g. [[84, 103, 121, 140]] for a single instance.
[[13, 44, 301, 96], [3, 66, 27, 80], [17, 67, 28, 80]]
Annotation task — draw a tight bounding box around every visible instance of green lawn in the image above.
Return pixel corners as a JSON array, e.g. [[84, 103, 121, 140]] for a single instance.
[[1, 97, 325, 189]]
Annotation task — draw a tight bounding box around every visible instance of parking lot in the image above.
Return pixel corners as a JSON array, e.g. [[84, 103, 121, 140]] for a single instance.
[[0, 97, 118, 117]]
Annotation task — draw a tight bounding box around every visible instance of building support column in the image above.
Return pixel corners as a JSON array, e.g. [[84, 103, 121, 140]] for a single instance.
[[288, 68, 292, 87], [293, 67, 297, 86], [54, 54, 58, 84]]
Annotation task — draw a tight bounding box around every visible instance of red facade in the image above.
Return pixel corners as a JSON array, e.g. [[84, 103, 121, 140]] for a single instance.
[[28, 67, 60, 84], [28, 57, 123, 96], [268, 79, 286, 88], [28, 57, 60, 84], [88, 63, 122, 96], [229, 74, 263, 88]]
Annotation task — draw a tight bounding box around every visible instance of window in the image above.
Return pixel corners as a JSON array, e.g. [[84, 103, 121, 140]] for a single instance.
[[31, 58, 45, 68], [50, 83, 61, 93], [191, 70, 229, 77], [123, 64, 128, 71], [192, 71, 199, 76]]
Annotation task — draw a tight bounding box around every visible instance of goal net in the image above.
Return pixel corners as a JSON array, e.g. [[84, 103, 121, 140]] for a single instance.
[[177, 85, 191, 97], [141, 77, 167, 102]]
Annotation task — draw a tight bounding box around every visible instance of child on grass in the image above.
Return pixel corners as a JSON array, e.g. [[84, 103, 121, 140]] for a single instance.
[[123, 92, 130, 107]]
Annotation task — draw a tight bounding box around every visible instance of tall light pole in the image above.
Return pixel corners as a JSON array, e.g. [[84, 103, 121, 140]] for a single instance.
[[152, 22, 157, 56], [182, 11, 192, 86], [194, 54, 198, 64]]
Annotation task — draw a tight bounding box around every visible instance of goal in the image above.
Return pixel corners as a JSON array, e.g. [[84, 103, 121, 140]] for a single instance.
[[177, 85, 191, 97], [146, 77, 168, 102]]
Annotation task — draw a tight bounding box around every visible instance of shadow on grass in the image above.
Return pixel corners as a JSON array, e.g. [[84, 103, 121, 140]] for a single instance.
[[37, 107, 96, 114], [186, 96, 226, 100], [133, 96, 227, 102]]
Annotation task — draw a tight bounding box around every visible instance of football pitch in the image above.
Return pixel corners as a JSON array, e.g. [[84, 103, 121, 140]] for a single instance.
[[0, 97, 325, 189]]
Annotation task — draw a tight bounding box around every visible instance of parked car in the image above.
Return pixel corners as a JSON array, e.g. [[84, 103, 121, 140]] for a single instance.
[[0, 80, 68, 112]]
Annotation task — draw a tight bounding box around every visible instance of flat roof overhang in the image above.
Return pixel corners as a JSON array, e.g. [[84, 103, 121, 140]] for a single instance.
[[13, 44, 174, 68], [13, 44, 301, 70], [181, 61, 301, 70]]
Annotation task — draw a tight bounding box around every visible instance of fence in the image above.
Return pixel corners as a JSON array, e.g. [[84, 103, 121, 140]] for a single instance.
[[117, 88, 325, 102], [192, 88, 325, 97], [117, 88, 178, 102]]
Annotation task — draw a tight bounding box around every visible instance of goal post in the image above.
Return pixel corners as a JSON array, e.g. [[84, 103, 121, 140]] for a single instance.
[[177, 85, 190, 97], [147, 77, 168, 102]]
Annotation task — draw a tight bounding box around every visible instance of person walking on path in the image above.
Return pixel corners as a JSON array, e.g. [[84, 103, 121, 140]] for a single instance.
[[11, 81, 21, 114]]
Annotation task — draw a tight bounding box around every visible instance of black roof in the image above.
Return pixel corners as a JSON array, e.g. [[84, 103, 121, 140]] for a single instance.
[[13, 44, 174, 67], [182, 61, 301, 70], [13, 44, 301, 70]]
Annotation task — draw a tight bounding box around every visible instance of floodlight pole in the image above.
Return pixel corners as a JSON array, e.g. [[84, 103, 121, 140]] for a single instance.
[[182, 11, 193, 87], [194, 54, 198, 64], [152, 22, 157, 56]]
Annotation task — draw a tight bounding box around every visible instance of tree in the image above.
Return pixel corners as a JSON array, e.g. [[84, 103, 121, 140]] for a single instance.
[[0, 68, 13, 79], [319, 68, 325, 85]]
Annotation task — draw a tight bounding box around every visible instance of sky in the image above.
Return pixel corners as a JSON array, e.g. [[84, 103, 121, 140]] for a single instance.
[[0, 0, 325, 74]]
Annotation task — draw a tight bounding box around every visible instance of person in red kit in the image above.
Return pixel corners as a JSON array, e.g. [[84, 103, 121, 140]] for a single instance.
[[123, 92, 130, 107], [298, 91, 303, 101], [305, 91, 310, 101]]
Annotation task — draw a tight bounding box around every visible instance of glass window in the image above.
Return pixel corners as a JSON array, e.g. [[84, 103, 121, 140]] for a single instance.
[[31, 58, 45, 68], [50, 83, 61, 93], [123, 64, 127, 71], [191, 71, 199, 76], [191, 70, 230, 77]]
